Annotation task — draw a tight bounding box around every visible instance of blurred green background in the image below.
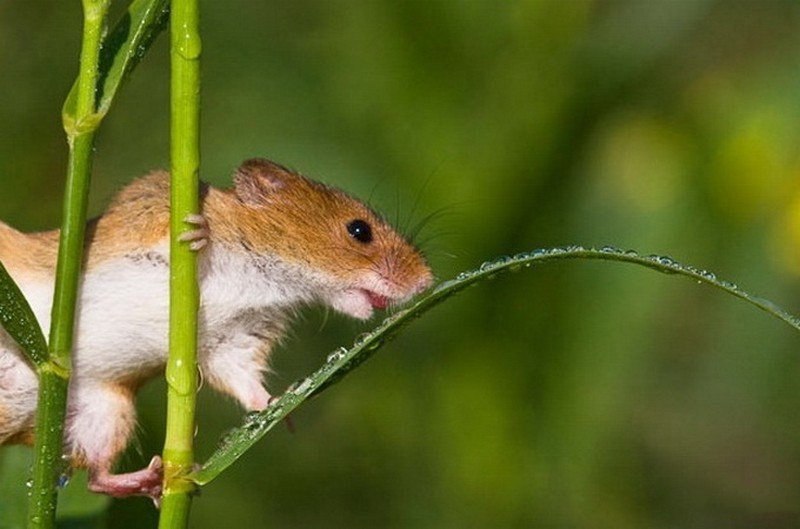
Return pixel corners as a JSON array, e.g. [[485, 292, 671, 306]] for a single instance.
[[3, 0, 800, 527]]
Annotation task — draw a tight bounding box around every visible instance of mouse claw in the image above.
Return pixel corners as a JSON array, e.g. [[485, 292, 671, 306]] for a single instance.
[[179, 214, 209, 251], [184, 214, 207, 226]]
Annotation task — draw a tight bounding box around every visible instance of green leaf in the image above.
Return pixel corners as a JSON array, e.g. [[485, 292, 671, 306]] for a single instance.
[[0, 260, 48, 366], [62, 0, 169, 134], [190, 245, 800, 485]]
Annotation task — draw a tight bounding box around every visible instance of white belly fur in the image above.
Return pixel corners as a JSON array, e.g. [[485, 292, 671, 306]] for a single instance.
[[0, 244, 307, 396]]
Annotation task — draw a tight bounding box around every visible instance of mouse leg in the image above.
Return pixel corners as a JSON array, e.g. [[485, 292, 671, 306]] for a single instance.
[[201, 331, 301, 436], [203, 353, 272, 411], [66, 382, 162, 499], [201, 337, 273, 411], [0, 350, 38, 444], [179, 214, 209, 251]]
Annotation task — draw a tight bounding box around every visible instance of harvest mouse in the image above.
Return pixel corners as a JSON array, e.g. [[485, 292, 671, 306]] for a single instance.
[[0, 158, 433, 499]]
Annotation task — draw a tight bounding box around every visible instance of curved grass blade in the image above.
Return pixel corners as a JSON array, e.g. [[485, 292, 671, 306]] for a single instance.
[[0, 261, 47, 366], [63, 0, 170, 134], [190, 245, 800, 484]]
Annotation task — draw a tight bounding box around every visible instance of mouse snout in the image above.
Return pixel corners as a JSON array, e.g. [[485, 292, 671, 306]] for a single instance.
[[411, 267, 434, 294], [386, 249, 433, 301]]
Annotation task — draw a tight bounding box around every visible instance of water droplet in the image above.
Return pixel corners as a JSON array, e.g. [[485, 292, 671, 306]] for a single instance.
[[326, 347, 347, 363], [57, 473, 70, 489], [700, 270, 717, 281], [176, 24, 202, 59], [242, 411, 265, 432], [56, 455, 73, 488], [292, 377, 315, 395], [600, 245, 621, 253], [353, 333, 371, 347], [479, 261, 494, 272], [653, 255, 674, 266]]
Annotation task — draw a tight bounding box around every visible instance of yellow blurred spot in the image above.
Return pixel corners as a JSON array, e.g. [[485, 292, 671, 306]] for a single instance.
[[771, 179, 800, 275], [591, 113, 688, 212], [709, 110, 789, 222]]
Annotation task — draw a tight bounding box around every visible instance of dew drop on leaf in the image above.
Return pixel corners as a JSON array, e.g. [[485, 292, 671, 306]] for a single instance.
[[326, 347, 347, 363], [292, 377, 315, 395]]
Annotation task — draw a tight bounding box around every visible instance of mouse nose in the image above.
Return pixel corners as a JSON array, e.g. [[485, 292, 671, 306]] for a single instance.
[[412, 267, 434, 294]]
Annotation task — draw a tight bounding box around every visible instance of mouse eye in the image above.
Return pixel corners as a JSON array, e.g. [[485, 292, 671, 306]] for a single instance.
[[347, 219, 373, 243]]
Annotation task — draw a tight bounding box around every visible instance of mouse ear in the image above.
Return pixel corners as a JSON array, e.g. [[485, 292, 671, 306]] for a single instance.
[[233, 158, 296, 204]]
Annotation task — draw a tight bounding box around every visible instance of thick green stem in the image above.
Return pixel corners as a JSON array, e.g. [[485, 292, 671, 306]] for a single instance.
[[26, 372, 68, 527], [159, 0, 201, 525], [27, 1, 108, 527]]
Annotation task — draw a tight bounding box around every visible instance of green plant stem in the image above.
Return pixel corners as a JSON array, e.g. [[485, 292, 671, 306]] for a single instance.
[[27, 0, 108, 527], [63, 0, 171, 130], [49, 133, 96, 365], [26, 372, 68, 528], [159, 0, 201, 525]]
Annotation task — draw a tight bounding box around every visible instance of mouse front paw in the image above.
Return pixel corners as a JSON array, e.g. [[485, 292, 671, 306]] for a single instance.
[[179, 214, 209, 251]]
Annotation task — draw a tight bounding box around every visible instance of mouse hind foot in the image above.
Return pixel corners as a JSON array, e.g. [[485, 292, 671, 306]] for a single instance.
[[88, 455, 163, 500]]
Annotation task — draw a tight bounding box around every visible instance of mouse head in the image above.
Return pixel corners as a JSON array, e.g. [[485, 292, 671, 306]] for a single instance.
[[231, 158, 433, 319]]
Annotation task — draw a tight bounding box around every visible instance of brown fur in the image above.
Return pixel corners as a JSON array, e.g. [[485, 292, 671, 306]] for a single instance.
[[205, 159, 431, 296], [67, 384, 138, 470], [0, 159, 432, 495], [0, 223, 58, 279], [1, 160, 430, 297], [5, 429, 34, 446], [0, 171, 171, 277]]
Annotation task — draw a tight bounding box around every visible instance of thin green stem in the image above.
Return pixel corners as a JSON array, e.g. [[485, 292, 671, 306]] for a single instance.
[[50, 133, 96, 363], [159, 0, 201, 525], [27, 1, 108, 527]]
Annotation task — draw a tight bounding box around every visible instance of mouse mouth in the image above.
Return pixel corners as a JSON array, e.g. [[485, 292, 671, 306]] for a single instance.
[[329, 272, 431, 321], [328, 287, 397, 320], [362, 289, 389, 310]]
